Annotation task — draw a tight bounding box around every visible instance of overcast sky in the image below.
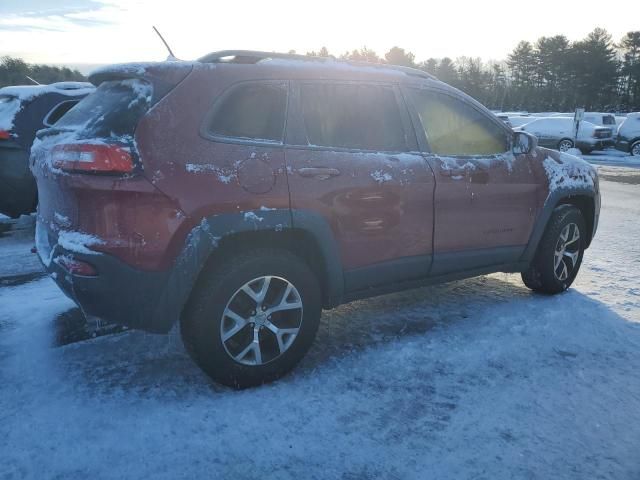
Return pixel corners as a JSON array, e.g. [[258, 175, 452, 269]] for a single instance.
[[1, 0, 638, 72]]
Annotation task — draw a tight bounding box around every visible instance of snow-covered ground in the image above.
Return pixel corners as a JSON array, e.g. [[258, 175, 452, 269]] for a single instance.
[[1, 168, 640, 479]]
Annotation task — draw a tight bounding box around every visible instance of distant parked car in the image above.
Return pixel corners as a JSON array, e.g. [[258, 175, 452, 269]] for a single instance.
[[495, 114, 513, 128], [0, 82, 94, 218], [31, 51, 600, 387], [508, 116, 533, 128], [584, 113, 616, 129], [614, 115, 627, 131], [519, 117, 614, 153], [615, 112, 640, 156], [552, 112, 617, 129]]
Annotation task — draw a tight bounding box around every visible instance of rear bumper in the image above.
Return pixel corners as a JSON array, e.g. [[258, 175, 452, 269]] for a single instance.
[[577, 139, 614, 151], [36, 219, 175, 333], [0, 147, 36, 218]]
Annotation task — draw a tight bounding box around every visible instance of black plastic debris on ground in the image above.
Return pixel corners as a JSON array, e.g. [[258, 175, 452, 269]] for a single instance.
[[53, 307, 128, 347]]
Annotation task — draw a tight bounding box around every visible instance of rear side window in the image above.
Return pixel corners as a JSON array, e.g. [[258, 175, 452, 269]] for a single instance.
[[410, 89, 508, 156], [299, 83, 407, 151], [44, 100, 79, 126], [207, 83, 287, 142], [56, 79, 152, 138], [602, 116, 615, 125]]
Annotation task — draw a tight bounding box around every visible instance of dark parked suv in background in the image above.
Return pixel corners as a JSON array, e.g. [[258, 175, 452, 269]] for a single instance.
[[0, 82, 94, 218], [31, 51, 600, 387]]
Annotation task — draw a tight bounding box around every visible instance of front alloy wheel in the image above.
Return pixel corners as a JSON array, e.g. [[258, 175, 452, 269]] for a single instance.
[[521, 205, 585, 294], [631, 141, 640, 156], [553, 223, 581, 281]]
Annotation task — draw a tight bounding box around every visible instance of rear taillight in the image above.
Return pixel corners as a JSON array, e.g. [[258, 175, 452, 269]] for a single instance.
[[0, 130, 10, 140], [51, 143, 134, 173]]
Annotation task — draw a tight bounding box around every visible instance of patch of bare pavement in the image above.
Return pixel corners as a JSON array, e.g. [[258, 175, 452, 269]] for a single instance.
[[595, 166, 640, 185]]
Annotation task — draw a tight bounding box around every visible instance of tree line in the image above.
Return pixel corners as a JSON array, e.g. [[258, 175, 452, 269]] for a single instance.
[[304, 28, 640, 113], [0, 56, 85, 89], [2, 27, 638, 112]]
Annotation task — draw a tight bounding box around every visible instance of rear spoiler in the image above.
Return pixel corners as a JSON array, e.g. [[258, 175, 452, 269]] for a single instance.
[[88, 61, 194, 105]]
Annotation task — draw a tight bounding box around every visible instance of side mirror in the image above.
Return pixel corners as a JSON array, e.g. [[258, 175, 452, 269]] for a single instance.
[[512, 130, 537, 155]]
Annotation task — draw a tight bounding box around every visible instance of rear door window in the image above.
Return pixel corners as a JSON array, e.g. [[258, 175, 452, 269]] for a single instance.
[[409, 89, 508, 155], [207, 82, 287, 142], [299, 83, 408, 152], [55, 79, 152, 138]]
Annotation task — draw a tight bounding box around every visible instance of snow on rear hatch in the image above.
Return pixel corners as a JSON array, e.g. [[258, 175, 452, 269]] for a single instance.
[[54, 78, 152, 141], [31, 78, 153, 174]]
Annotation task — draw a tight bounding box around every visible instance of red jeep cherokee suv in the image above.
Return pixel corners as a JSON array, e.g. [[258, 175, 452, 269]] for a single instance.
[[31, 51, 600, 387]]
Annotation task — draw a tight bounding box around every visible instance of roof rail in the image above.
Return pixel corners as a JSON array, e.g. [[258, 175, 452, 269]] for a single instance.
[[197, 50, 437, 80], [198, 50, 327, 64]]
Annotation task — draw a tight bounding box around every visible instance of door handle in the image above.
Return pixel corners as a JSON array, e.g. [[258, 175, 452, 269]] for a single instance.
[[298, 167, 341, 179]]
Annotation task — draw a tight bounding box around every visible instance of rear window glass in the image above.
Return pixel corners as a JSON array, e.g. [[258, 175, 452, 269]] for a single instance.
[[300, 83, 407, 151], [207, 83, 287, 142], [56, 79, 152, 138], [602, 116, 615, 125]]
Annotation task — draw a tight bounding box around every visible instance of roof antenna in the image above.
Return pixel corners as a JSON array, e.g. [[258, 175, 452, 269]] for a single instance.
[[152, 26, 178, 61], [25, 75, 41, 85]]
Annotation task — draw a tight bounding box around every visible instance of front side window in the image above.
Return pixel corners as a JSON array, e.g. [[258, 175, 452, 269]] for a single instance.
[[208, 83, 287, 142], [410, 89, 508, 156], [300, 83, 407, 152]]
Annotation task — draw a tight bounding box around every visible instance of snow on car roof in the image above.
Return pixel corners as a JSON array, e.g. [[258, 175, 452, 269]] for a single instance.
[[0, 82, 95, 132], [0, 82, 95, 102]]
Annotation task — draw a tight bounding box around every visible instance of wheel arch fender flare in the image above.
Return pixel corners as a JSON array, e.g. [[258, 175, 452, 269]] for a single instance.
[[521, 187, 598, 263], [152, 208, 344, 332]]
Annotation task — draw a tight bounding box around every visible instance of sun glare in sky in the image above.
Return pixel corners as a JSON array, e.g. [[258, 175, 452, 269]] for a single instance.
[[1, 0, 638, 71]]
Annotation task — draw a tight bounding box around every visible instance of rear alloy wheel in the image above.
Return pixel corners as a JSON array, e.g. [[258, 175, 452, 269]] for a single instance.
[[181, 249, 321, 388], [631, 141, 640, 156], [221, 276, 303, 366], [522, 205, 585, 294], [558, 139, 574, 152]]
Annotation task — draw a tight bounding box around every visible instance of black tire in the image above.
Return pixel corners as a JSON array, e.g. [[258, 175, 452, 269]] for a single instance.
[[631, 141, 640, 157], [557, 138, 574, 152], [521, 205, 586, 294], [181, 248, 321, 388]]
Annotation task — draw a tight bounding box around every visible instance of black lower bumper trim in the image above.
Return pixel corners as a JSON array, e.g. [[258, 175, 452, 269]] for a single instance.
[[44, 247, 173, 333]]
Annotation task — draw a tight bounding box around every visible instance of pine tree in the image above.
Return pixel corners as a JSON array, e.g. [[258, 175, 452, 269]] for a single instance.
[[384, 47, 415, 67], [619, 31, 640, 109]]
